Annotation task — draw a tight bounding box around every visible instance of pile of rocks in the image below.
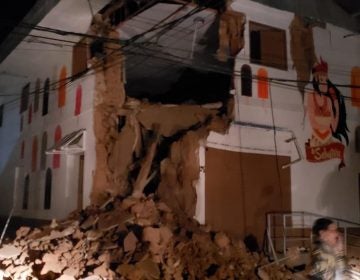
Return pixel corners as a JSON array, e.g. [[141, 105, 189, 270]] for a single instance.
[[0, 196, 273, 279]]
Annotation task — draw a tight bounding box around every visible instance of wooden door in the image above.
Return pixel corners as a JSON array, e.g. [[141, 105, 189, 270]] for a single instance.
[[205, 148, 291, 245]]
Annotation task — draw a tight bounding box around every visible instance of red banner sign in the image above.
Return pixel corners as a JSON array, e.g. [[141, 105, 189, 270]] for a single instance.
[[305, 141, 345, 169]]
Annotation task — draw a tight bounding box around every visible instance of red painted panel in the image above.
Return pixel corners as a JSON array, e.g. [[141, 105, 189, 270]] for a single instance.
[[53, 125, 61, 169], [257, 68, 269, 99], [75, 85, 82, 116]]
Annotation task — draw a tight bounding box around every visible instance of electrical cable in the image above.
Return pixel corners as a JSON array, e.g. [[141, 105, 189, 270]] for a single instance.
[[0, 2, 208, 102], [0, 1, 359, 106], [0, 7, 356, 77]]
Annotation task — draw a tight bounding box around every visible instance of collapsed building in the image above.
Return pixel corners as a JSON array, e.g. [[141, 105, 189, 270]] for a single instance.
[[0, 0, 359, 278]]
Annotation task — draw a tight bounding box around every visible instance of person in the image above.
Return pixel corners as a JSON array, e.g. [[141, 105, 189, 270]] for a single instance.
[[308, 218, 346, 279]]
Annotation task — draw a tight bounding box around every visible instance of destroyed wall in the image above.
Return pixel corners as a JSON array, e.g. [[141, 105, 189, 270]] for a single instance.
[[90, 5, 243, 219], [289, 15, 317, 99]]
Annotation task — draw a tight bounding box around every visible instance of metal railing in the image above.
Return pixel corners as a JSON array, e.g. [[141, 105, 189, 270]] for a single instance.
[[266, 211, 360, 262]]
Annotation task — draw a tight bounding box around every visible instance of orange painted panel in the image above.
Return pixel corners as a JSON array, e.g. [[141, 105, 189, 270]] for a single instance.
[[58, 66, 67, 108], [75, 85, 82, 116], [53, 125, 61, 169], [32, 136, 38, 172], [257, 68, 269, 99], [351, 67, 360, 107]]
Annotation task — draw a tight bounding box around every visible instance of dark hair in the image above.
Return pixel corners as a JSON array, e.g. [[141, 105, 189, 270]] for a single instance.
[[312, 218, 333, 237]]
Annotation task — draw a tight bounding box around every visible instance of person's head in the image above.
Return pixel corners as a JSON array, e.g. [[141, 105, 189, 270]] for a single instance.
[[312, 57, 329, 94], [312, 218, 340, 247]]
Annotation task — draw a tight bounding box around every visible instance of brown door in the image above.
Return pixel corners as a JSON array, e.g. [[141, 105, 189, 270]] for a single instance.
[[205, 147, 291, 244]]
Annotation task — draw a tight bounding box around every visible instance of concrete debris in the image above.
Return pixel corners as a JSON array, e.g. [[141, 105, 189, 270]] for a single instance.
[[0, 245, 21, 259], [0, 196, 290, 279], [136, 104, 217, 137], [158, 129, 208, 217], [217, 10, 246, 62], [88, 11, 234, 216], [289, 15, 316, 98]]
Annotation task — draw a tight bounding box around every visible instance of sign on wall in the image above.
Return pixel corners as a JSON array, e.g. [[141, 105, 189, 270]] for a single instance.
[[305, 57, 349, 169]]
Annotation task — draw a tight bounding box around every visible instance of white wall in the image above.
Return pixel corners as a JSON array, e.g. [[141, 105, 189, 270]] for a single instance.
[[197, 0, 360, 223], [0, 0, 109, 220]]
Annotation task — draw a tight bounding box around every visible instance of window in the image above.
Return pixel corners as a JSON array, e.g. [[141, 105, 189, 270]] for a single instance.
[[0, 104, 3, 127], [249, 22, 287, 70], [42, 78, 50, 116], [53, 125, 61, 168], [20, 115, 24, 131], [20, 115, 23, 131], [22, 175, 30, 209], [41, 132, 47, 170], [75, 85, 82, 116], [32, 136, 38, 172], [20, 83, 30, 113], [44, 168, 52, 209], [241, 64, 252, 96], [58, 66, 67, 108], [352, 67, 360, 107], [34, 78, 40, 113], [72, 38, 87, 78], [28, 103, 32, 124], [257, 68, 269, 99]]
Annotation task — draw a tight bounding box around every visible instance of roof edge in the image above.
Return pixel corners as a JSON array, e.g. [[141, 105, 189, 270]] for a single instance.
[[0, 0, 60, 64]]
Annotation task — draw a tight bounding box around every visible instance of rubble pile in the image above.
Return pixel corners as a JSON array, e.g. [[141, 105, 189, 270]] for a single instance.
[[0, 196, 272, 280]]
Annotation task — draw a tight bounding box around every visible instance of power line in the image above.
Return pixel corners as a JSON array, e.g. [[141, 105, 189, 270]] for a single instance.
[[0, 3, 208, 102], [1, 43, 360, 105], [1, 2, 359, 106], [0, 4, 356, 77]]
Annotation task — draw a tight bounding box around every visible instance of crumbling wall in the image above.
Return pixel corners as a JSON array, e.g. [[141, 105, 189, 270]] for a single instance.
[[158, 129, 207, 217], [217, 10, 246, 62], [89, 5, 236, 217], [289, 15, 317, 98], [90, 16, 127, 204]]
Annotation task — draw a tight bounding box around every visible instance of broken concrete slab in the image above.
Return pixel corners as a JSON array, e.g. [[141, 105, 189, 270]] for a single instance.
[[0, 245, 21, 259]]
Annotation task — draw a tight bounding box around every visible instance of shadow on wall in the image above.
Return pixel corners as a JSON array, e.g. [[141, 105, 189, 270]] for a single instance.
[[317, 140, 360, 222]]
